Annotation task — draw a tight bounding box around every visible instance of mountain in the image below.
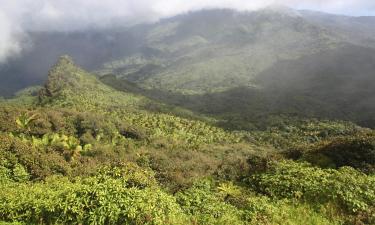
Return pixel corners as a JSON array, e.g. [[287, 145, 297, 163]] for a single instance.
[[96, 8, 342, 94], [140, 44, 375, 130], [2, 7, 373, 96], [96, 9, 375, 129], [1, 8, 375, 129], [300, 10, 375, 48]]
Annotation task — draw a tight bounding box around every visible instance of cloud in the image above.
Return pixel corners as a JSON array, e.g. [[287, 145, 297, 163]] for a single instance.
[[0, 0, 375, 62], [0, 10, 27, 63]]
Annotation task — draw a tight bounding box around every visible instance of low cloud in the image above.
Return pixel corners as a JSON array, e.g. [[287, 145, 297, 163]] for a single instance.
[[0, 0, 375, 63], [0, 11, 24, 63]]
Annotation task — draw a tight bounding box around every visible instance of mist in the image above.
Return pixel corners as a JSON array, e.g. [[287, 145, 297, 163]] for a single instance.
[[1, 0, 375, 63], [0, 11, 26, 62]]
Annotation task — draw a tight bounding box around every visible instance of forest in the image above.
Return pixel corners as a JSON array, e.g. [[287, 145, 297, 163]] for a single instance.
[[0, 55, 374, 225]]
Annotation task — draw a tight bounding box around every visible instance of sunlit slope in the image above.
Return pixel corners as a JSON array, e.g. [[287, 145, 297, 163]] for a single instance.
[[39, 55, 146, 110], [38, 56, 244, 147]]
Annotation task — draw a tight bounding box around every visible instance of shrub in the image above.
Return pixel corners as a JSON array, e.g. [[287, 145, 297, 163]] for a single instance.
[[248, 161, 375, 216], [176, 180, 243, 224], [287, 132, 375, 173], [0, 134, 71, 179], [0, 169, 187, 225], [311, 133, 375, 173]]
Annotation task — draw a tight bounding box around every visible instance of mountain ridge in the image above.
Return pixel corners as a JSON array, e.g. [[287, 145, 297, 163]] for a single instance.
[[3, 8, 375, 96], [1, 8, 375, 129]]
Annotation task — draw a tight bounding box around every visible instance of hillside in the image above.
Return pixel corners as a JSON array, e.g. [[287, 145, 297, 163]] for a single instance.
[[121, 44, 375, 130], [301, 10, 375, 48], [94, 9, 375, 129], [1, 8, 375, 129], [2, 8, 374, 96], [0, 56, 374, 224], [96, 8, 342, 94]]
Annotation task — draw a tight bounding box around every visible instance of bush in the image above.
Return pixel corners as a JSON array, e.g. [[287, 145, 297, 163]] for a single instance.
[[0, 168, 187, 225], [0, 134, 71, 179], [248, 161, 375, 218], [288, 132, 375, 173], [312, 134, 375, 173], [176, 180, 244, 224]]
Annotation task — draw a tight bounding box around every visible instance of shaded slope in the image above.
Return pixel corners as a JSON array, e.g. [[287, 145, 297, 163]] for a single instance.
[[101, 44, 375, 129], [255, 44, 375, 127], [301, 10, 375, 48]]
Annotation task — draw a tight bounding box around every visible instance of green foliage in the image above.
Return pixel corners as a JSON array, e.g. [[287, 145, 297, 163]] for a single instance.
[[249, 160, 375, 218], [1, 55, 374, 225], [176, 180, 244, 224], [123, 112, 243, 148], [248, 117, 363, 149], [95, 163, 158, 189], [217, 182, 241, 199], [11, 165, 30, 182], [15, 113, 37, 131], [301, 132, 375, 173], [237, 195, 341, 225], [35, 57, 244, 149], [0, 133, 71, 179], [39, 55, 146, 111], [0, 174, 187, 224]]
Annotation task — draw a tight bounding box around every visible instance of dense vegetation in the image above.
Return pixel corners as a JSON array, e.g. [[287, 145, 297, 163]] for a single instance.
[[0, 57, 374, 224]]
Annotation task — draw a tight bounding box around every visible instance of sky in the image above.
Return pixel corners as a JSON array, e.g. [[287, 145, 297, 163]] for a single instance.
[[1, 0, 375, 63]]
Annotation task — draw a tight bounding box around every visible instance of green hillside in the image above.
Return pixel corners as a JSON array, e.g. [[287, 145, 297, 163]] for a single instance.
[[95, 9, 375, 129], [96, 9, 341, 94], [0, 57, 374, 224]]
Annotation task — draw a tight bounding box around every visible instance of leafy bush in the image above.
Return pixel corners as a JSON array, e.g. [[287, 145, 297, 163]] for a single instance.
[[248, 118, 362, 149], [307, 133, 375, 173], [95, 163, 158, 189], [176, 180, 243, 224], [0, 134, 71, 179], [0, 165, 187, 225], [284, 132, 375, 174], [249, 161, 375, 217]]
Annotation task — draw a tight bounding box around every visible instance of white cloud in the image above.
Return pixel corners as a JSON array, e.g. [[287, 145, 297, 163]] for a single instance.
[[0, 0, 374, 62], [0, 10, 25, 63], [5, 0, 375, 31]]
